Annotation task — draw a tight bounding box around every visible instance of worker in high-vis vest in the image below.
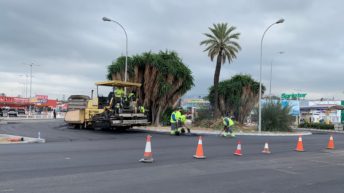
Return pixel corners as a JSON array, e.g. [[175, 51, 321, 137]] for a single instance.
[[178, 114, 191, 134], [222, 115, 235, 137], [114, 87, 125, 113], [170, 108, 182, 135]]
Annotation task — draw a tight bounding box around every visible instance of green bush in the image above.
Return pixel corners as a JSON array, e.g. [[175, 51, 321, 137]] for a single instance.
[[299, 122, 334, 130], [261, 101, 294, 132], [161, 107, 174, 126]]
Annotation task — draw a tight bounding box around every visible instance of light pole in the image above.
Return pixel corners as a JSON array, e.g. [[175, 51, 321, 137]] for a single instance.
[[269, 51, 284, 98], [28, 63, 40, 99], [258, 18, 284, 133], [25, 63, 39, 113], [102, 17, 128, 93], [18, 74, 27, 97]]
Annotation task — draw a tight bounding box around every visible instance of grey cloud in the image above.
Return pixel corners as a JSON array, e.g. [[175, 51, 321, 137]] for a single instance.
[[0, 0, 343, 100]]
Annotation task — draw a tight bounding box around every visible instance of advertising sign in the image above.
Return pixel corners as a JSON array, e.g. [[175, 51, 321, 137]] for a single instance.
[[281, 93, 307, 100], [13, 98, 29, 103], [281, 100, 300, 116], [35, 95, 48, 100]]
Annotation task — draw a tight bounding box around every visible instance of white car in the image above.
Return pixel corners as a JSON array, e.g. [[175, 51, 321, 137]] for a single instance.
[[8, 108, 18, 117]]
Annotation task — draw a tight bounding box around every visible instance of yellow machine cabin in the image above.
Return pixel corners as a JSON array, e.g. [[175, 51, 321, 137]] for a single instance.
[[64, 80, 148, 130]]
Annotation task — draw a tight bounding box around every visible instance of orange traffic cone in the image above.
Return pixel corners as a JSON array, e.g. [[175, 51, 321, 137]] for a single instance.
[[7, 137, 23, 142], [295, 135, 304, 152], [234, 141, 243, 156], [262, 142, 271, 154], [139, 135, 154, 163], [327, 135, 335, 149], [193, 136, 206, 159]]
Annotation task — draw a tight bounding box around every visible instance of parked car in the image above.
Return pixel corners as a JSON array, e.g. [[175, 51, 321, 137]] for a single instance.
[[17, 109, 26, 115], [8, 108, 18, 117], [1, 108, 9, 117]]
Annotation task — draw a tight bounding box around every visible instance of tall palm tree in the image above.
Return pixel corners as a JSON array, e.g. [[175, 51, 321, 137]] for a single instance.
[[200, 23, 241, 118]]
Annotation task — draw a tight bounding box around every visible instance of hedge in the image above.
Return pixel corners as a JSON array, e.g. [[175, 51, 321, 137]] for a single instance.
[[299, 123, 334, 130]]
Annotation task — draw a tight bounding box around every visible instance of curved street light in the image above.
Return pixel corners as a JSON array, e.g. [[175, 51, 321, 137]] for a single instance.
[[102, 17, 128, 87], [258, 18, 284, 133]]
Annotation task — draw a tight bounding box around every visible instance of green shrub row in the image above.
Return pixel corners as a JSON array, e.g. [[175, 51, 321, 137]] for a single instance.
[[299, 123, 334, 130]]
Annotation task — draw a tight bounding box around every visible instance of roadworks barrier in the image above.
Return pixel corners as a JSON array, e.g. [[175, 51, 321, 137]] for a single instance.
[[262, 142, 271, 154], [139, 135, 154, 163], [234, 140, 243, 156], [0, 134, 45, 144], [193, 136, 206, 159], [295, 135, 305, 152], [327, 135, 335, 149]]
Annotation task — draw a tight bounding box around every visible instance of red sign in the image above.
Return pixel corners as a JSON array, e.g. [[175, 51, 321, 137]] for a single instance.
[[36, 95, 48, 100], [0, 96, 14, 102], [13, 97, 29, 103]]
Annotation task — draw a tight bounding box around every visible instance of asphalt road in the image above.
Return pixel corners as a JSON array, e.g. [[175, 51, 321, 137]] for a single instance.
[[1, 120, 344, 193]]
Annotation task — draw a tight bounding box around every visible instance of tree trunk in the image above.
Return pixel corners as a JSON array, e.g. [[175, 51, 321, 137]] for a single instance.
[[213, 51, 223, 118], [154, 105, 162, 126]]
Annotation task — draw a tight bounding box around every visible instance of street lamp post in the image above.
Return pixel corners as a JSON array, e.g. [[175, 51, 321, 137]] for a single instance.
[[18, 74, 28, 97], [258, 18, 284, 133], [269, 51, 284, 98], [102, 17, 128, 93], [25, 63, 39, 113]]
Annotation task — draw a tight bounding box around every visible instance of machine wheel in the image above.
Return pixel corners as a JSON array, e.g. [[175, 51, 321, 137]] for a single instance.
[[116, 126, 131, 131]]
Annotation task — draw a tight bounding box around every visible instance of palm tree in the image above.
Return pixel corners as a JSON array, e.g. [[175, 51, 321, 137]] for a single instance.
[[200, 23, 241, 118]]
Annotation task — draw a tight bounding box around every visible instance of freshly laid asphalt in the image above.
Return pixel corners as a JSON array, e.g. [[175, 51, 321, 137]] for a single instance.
[[1, 120, 344, 193]]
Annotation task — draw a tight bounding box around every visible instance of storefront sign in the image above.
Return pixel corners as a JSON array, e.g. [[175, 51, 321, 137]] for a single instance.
[[35, 95, 48, 100], [281, 93, 307, 100]]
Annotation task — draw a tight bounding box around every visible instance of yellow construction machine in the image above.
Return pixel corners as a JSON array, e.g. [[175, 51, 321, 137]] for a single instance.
[[64, 80, 149, 130]]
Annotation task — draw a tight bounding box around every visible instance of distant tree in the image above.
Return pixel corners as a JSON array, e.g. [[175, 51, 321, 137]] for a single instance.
[[108, 51, 194, 126], [208, 74, 264, 124], [200, 23, 241, 118]]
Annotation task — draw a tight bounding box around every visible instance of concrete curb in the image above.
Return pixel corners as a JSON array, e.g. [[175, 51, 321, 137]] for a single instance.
[[136, 128, 312, 136], [294, 128, 344, 134], [0, 134, 45, 144]]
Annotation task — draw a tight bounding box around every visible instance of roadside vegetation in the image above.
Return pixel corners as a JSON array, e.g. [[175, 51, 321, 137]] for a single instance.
[[208, 74, 263, 124], [107, 51, 194, 126], [299, 122, 334, 130], [200, 23, 241, 118], [261, 101, 294, 132]]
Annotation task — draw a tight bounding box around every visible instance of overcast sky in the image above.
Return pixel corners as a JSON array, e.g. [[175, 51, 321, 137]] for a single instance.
[[1, 0, 343, 100]]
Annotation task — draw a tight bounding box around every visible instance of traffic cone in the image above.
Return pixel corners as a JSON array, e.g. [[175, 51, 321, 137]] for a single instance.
[[7, 137, 23, 142], [139, 135, 154, 163], [295, 135, 304, 152], [262, 142, 271, 154], [234, 141, 243, 156], [193, 136, 206, 159], [327, 135, 335, 149]]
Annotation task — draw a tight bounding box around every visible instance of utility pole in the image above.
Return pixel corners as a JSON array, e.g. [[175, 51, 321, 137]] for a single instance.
[[26, 63, 39, 99], [24, 63, 39, 113]]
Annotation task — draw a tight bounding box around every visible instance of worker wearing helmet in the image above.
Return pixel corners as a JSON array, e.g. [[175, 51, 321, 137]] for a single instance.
[[178, 114, 191, 134], [114, 87, 125, 113], [170, 108, 182, 135], [222, 114, 235, 137]]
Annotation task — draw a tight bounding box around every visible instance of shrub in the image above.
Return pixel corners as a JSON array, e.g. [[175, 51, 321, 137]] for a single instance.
[[261, 101, 294, 132], [299, 123, 334, 130], [161, 107, 174, 126]]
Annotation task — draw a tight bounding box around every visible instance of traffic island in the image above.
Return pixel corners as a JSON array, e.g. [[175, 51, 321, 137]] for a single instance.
[[135, 126, 312, 136], [0, 134, 45, 144]]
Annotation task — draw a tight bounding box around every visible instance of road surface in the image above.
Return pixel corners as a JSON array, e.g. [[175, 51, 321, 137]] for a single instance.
[[1, 120, 344, 193]]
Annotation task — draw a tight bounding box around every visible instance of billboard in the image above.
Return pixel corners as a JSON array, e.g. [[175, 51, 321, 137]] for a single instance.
[[35, 95, 48, 104], [281, 100, 300, 116]]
